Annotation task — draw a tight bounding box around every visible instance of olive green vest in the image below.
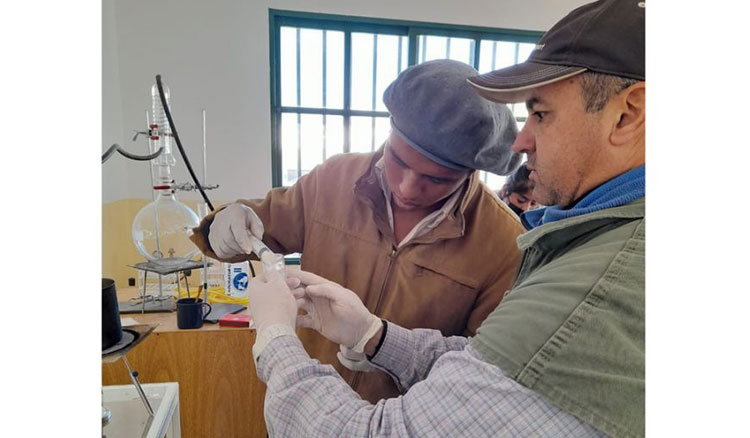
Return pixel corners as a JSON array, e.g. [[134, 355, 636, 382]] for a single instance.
[[471, 198, 645, 438]]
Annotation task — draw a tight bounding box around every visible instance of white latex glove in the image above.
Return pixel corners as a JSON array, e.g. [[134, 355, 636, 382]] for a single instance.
[[208, 202, 264, 259], [247, 272, 297, 333], [290, 270, 382, 353], [248, 272, 305, 363], [337, 345, 377, 372]]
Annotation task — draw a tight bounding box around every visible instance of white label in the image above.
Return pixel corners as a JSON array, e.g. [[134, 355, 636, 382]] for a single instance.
[[223, 262, 250, 298]]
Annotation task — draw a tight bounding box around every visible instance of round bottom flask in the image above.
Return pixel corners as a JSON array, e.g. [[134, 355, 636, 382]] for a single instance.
[[132, 193, 200, 266]]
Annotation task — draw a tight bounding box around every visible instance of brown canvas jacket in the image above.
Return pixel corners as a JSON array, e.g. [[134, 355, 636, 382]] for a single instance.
[[191, 149, 525, 402]]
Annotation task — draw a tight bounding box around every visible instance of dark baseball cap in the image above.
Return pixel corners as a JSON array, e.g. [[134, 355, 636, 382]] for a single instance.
[[468, 0, 645, 103]]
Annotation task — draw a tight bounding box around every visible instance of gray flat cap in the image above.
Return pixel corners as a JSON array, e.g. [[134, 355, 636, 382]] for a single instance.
[[383, 59, 521, 175]]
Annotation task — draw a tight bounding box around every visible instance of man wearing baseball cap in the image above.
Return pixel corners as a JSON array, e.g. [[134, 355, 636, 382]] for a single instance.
[[245, 1, 645, 437]]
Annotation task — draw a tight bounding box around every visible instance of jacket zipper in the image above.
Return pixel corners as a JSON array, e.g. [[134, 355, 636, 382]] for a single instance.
[[374, 246, 398, 314], [351, 245, 399, 392]]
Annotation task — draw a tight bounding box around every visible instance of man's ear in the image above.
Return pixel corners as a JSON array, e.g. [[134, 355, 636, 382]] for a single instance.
[[609, 82, 645, 146]]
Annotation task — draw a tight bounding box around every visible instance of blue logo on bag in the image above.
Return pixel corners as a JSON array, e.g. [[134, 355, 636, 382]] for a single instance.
[[233, 272, 249, 291]]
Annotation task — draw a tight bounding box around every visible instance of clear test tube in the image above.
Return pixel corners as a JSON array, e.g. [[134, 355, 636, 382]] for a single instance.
[[261, 252, 285, 283]]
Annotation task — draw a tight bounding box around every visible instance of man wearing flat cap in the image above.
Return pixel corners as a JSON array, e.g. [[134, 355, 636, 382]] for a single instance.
[[243, 0, 646, 437], [191, 59, 526, 403]]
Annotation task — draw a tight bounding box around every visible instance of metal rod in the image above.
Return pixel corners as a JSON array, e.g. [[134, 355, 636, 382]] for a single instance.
[[371, 34, 377, 152], [398, 36, 403, 73], [122, 356, 154, 416], [492, 41, 497, 70], [277, 106, 389, 117], [202, 110, 209, 306], [142, 271, 147, 314], [202, 110, 207, 186], [322, 31, 327, 109], [471, 38, 479, 69], [420, 35, 426, 63], [371, 34, 378, 112], [343, 31, 351, 154], [296, 28, 302, 180], [322, 31, 327, 161], [512, 43, 521, 116]]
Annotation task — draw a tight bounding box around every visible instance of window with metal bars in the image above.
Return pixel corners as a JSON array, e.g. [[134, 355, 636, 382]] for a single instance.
[[269, 10, 542, 190]]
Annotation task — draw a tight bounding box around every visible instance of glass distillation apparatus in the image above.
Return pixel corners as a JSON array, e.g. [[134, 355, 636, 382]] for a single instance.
[[126, 79, 211, 312], [114, 75, 285, 315], [132, 83, 199, 267]]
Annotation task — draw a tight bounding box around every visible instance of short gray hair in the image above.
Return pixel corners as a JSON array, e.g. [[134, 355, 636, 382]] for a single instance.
[[578, 72, 639, 112]]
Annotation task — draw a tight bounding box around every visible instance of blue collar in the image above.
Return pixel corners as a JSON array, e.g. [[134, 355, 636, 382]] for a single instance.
[[521, 166, 645, 230]]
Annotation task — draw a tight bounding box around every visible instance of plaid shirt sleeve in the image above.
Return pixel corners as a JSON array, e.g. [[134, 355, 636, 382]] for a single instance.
[[256, 325, 604, 438], [366, 321, 469, 391]]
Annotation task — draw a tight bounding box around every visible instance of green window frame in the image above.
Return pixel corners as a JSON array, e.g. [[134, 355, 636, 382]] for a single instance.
[[268, 9, 543, 189]]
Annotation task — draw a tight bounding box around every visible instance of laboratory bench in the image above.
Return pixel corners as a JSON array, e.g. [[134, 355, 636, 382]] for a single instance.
[[102, 287, 267, 438]]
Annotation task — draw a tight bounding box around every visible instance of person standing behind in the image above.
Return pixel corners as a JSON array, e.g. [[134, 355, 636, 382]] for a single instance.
[[498, 162, 539, 216], [190, 59, 525, 403]]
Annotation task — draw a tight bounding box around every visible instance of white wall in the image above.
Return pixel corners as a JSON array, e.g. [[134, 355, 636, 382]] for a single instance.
[[102, 0, 590, 204]]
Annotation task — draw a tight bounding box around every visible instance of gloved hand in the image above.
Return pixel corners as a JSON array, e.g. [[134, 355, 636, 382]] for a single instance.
[[208, 202, 264, 259], [247, 271, 298, 333], [337, 345, 377, 372], [248, 270, 306, 363], [290, 270, 382, 353]]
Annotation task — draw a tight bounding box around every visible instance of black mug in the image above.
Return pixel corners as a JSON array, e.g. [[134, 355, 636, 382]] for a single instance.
[[176, 298, 212, 329], [102, 278, 123, 349]]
